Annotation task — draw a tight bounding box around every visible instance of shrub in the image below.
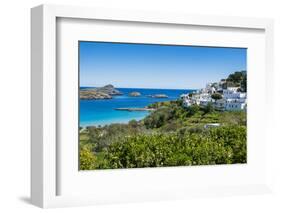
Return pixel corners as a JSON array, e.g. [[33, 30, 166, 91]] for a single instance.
[[202, 102, 215, 114], [186, 105, 200, 116], [211, 93, 222, 101], [79, 145, 96, 170], [94, 125, 247, 169]]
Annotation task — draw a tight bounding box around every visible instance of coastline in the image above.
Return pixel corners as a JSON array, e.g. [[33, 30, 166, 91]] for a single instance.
[[80, 115, 147, 128], [80, 87, 193, 127]]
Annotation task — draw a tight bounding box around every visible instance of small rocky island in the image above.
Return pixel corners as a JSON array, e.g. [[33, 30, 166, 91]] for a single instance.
[[80, 84, 122, 100], [129, 91, 141, 97]]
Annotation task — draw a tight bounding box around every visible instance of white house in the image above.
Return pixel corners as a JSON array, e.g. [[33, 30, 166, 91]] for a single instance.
[[205, 83, 217, 94], [214, 99, 226, 110], [180, 94, 189, 100], [199, 97, 213, 106], [223, 88, 246, 99], [227, 87, 239, 91], [225, 99, 247, 111], [181, 81, 247, 112], [182, 98, 192, 107]]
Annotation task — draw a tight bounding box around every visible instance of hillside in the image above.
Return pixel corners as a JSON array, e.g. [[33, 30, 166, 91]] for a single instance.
[[80, 99, 246, 170]]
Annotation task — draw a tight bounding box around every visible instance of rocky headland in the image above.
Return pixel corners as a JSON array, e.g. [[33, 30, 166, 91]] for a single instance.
[[94, 84, 123, 96], [80, 84, 122, 100]]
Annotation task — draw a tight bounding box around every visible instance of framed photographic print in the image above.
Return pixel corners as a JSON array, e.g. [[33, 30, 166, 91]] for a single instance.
[[31, 4, 274, 208]]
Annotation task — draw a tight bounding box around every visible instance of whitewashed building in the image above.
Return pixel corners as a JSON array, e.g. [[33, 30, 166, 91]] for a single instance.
[[182, 98, 192, 107], [223, 87, 245, 97], [180, 94, 189, 99], [181, 81, 247, 111], [205, 83, 217, 94], [214, 99, 226, 111], [225, 99, 247, 111], [200, 97, 213, 107], [222, 87, 247, 111]]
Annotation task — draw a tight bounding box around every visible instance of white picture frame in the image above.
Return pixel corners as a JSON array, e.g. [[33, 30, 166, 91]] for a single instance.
[[31, 4, 274, 208]]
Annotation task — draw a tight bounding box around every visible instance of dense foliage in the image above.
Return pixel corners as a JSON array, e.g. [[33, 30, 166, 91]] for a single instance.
[[82, 125, 246, 170], [222, 71, 247, 92], [211, 93, 222, 100], [80, 99, 247, 170]]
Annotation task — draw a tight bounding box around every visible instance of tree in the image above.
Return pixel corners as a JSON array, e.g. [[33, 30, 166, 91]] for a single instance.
[[128, 119, 138, 128], [241, 74, 247, 92], [186, 104, 200, 116], [144, 107, 175, 128], [79, 145, 96, 170], [203, 102, 214, 114], [227, 71, 243, 84], [96, 125, 247, 169], [222, 71, 247, 89], [211, 93, 222, 101]]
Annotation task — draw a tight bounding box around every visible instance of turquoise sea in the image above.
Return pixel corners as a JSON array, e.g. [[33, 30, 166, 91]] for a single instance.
[[80, 87, 194, 127]]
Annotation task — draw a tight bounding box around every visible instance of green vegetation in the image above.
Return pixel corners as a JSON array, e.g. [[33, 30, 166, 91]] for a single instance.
[[81, 126, 246, 170], [211, 93, 222, 100], [80, 100, 247, 170]]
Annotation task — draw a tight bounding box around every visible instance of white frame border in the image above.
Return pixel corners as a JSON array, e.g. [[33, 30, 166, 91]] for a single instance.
[[31, 4, 274, 208]]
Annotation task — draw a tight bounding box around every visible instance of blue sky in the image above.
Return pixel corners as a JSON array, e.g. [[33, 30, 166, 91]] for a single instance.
[[79, 41, 246, 89]]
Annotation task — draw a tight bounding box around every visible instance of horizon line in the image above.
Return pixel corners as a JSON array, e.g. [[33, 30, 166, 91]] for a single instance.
[[80, 85, 199, 90]]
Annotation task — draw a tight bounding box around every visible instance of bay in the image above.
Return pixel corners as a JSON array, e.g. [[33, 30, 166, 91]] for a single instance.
[[79, 87, 194, 127]]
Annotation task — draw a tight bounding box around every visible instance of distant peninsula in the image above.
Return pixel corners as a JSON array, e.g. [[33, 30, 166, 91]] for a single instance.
[[115, 107, 155, 112], [147, 94, 168, 98], [80, 84, 122, 100]]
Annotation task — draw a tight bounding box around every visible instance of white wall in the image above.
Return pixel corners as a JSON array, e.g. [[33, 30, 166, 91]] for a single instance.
[[0, 0, 280, 212]]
